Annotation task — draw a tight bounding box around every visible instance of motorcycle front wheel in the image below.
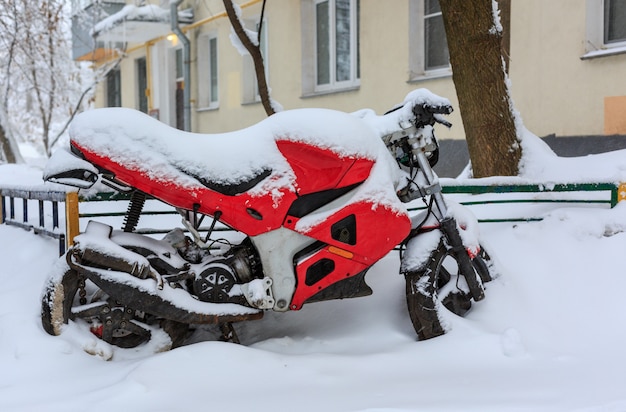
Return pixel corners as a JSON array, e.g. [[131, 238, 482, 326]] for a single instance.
[[405, 239, 492, 340], [41, 256, 189, 351]]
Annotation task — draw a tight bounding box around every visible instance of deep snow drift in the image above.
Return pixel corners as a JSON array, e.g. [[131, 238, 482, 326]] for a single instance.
[[2, 199, 626, 411]]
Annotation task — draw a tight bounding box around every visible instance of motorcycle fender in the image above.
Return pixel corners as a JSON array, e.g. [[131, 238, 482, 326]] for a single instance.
[[43, 148, 99, 189], [400, 229, 441, 274]]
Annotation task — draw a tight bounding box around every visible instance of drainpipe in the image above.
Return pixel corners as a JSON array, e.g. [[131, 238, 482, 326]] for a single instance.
[[171, 0, 191, 132]]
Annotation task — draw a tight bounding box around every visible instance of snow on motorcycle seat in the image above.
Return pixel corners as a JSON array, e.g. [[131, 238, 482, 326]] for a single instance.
[[67, 107, 390, 199], [67, 107, 410, 237], [68, 108, 280, 196]]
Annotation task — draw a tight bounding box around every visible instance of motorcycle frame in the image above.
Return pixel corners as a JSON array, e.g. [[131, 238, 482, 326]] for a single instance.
[[403, 138, 485, 301]]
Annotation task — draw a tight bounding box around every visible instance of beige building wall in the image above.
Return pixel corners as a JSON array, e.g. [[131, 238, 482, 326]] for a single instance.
[[93, 44, 148, 111], [508, 0, 626, 137], [192, 0, 462, 139], [94, 0, 463, 140], [91, 0, 626, 141]]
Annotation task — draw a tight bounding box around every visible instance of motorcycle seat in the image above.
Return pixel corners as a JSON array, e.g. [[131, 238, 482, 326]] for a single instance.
[[69, 106, 383, 197], [69, 107, 291, 196]]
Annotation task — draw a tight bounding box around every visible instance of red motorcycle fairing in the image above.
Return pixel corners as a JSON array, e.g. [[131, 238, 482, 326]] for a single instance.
[[288, 200, 410, 309], [69, 107, 411, 310], [71, 141, 297, 236], [275, 138, 410, 307], [275, 140, 375, 194]]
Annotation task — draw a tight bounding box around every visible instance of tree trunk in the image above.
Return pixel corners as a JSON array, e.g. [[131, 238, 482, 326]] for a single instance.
[[497, 0, 511, 73], [440, 0, 522, 177], [223, 0, 275, 117], [0, 121, 22, 164]]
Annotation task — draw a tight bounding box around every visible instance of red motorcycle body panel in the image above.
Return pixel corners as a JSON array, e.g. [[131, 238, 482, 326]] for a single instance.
[[72, 142, 296, 235], [275, 140, 374, 194], [71, 133, 410, 309]]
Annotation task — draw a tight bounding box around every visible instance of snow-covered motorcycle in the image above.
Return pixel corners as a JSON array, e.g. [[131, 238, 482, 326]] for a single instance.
[[41, 89, 494, 354]]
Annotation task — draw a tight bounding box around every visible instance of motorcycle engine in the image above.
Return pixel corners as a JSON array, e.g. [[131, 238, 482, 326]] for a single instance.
[[164, 228, 261, 304], [193, 246, 258, 304], [193, 259, 238, 303]]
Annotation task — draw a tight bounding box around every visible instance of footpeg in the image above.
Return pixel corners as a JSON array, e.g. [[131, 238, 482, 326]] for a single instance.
[[241, 277, 275, 309]]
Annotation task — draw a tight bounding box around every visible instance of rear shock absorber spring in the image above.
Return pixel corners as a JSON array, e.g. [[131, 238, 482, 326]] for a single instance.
[[122, 191, 147, 233]]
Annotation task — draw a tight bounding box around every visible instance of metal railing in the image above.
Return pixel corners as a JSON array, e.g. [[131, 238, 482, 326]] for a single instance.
[[76, 191, 234, 236], [433, 182, 625, 223], [2, 182, 625, 256], [0, 188, 75, 256]]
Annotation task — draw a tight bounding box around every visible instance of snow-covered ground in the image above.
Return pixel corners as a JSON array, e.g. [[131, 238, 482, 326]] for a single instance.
[[2, 109, 626, 410], [2, 201, 626, 411]]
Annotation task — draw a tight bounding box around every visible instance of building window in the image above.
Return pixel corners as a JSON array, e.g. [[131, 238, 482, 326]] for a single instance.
[[136, 57, 148, 113], [409, 0, 451, 80], [242, 19, 269, 104], [106, 68, 121, 107], [301, 0, 359, 95], [424, 0, 449, 70], [197, 33, 219, 109], [209, 37, 218, 104], [175, 47, 184, 130], [315, 0, 359, 91], [604, 0, 626, 44], [584, 0, 626, 59]]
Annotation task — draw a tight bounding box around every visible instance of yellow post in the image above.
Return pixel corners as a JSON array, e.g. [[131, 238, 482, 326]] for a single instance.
[[65, 192, 80, 248], [619, 183, 626, 203]]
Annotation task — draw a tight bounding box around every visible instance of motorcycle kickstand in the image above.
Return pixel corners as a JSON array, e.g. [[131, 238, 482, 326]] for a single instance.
[[219, 322, 240, 344]]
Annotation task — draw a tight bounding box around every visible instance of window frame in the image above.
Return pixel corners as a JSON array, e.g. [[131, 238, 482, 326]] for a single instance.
[[603, 0, 626, 44], [583, 0, 626, 59], [301, 0, 360, 96], [173, 46, 185, 130], [314, 0, 360, 92], [136, 57, 148, 113], [408, 0, 451, 81], [197, 32, 219, 111], [106, 68, 121, 107]]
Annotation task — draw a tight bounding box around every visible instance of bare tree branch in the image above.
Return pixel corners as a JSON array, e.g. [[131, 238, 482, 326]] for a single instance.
[[48, 84, 93, 150], [258, 0, 267, 45], [50, 57, 123, 149], [223, 0, 275, 116]]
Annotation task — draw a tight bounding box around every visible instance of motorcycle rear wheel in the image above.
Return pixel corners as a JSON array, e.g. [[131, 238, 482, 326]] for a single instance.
[[405, 239, 492, 340], [41, 257, 189, 351]]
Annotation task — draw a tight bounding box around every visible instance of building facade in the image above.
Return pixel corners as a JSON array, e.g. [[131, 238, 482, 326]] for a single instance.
[[74, 0, 626, 143]]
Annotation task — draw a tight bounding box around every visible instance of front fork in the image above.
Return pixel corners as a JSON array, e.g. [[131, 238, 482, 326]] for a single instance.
[[412, 151, 485, 301]]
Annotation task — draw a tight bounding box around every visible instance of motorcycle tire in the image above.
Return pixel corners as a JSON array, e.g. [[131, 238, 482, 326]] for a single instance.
[[405, 239, 492, 340], [41, 255, 189, 351]]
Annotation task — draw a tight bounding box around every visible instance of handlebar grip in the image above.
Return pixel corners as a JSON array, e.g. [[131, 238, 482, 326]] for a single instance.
[[413, 103, 453, 128], [413, 103, 453, 116]]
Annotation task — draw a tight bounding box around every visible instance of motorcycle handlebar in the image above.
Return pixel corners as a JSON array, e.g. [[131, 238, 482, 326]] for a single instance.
[[412, 103, 453, 129], [383, 101, 453, 129]]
